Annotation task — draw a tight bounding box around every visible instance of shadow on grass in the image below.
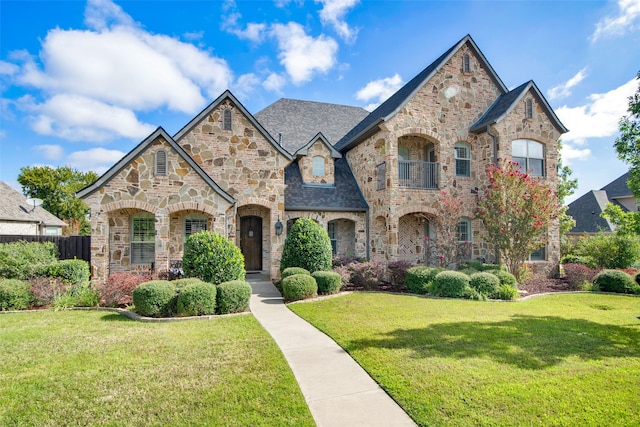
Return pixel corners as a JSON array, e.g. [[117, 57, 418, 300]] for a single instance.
[[346, 315, 640, 370], [100, 313, 132, 322]]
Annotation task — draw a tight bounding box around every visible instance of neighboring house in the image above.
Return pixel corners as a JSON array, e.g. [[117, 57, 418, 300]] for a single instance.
[[78, 34, 567, 285], [566, 171, 634, 236], [0, 181, 66, 235]]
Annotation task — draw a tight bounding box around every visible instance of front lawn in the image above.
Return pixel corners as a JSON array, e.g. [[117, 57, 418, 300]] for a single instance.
[[0, 311, 314, 427], [290, 293, 640, 426]]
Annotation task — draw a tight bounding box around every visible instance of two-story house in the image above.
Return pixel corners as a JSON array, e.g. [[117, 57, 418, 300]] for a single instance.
[[78, 35, 567, 285]]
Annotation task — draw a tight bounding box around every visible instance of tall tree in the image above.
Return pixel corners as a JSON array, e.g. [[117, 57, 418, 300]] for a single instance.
[[476, 159, 561, 280], [557, 140, 578, 234], [18, 166, 98, 236]]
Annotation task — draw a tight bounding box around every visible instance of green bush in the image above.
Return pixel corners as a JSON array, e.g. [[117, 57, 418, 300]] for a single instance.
[[482, 263, 506, 272], [281, 267, 310, 279], [493, 284, 519, 300], [405, 266, 444, 294], [132, 280, 177, 317], [0, 241, 58, 279], [575, 233, 640, 269], [0, 279, 33, 310], [183, 231, 245, 285], [53, 285, 99, 309], [216, 280, 252, 314], [282, 274, 318, 301], [431, 271, 470, 298], [593, 269, 636, 294], [172, 277, 207, 289], [469, 272, 501, 297], [176, 282, 217, 316], [311, 271, 342, 295], [489, 270, 518, 288], [463, 286, 486, 301], [458, 268, 479, 276], [460, 260, 483, 271], [280, 218, 332, 273], [43, 259, 90, 285]]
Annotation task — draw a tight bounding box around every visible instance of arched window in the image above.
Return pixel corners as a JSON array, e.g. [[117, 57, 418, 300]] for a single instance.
[[131, 213, 155, 264], [398, 146, 410, 180], [512, 139, 544, 176], [155, 150, 167, 176], [312, 156, 325, 176], [223, 108, 232, 130], [462, 53, 471, 73], [184, 215, 207, 239], [454, 142, 471, 177], [525, 98, 533, 119]]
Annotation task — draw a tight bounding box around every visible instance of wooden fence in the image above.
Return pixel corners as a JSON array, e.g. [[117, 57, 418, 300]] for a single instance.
[[0, 235, 91, 262]]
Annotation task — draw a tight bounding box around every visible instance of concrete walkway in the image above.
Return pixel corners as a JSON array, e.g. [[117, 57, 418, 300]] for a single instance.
[[248, 276, 416, 427]]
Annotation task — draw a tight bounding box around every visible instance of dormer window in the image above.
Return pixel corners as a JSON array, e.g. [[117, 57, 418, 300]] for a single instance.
[[155, 150, 167, 176], [223, 108, 232, 130], [312, 156, 325, 176], [525, 98, 533, 119], [462, 53, 471, 73]]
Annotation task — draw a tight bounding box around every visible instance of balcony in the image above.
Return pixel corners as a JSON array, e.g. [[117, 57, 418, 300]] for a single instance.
[[398, 160, 439, 189]]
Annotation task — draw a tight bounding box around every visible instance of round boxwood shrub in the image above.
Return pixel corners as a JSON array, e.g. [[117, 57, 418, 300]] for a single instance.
[[0, 279, 33, 310], [217, 280, 252, 314], [469, 272, 501, 298], [281, 267, 311, 279], [405, 266, 444, 294], [593, 269, 635, 294], [280, 218, 332, 273], [431, 271, 471, 298], [311, 271, 342, 295], [282, 274, 318, 301], [183, 231, 245, 285], [176, 282, 217, 316], [488, 270, 518, 288], [132, 280, 177, 317]]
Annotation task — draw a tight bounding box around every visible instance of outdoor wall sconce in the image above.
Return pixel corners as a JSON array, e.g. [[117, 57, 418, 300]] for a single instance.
[[275, 217, 283, 235]]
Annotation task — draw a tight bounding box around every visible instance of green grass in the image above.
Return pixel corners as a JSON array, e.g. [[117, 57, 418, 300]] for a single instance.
[[0, 310, 314, 427], [290, 293, 640, 426]]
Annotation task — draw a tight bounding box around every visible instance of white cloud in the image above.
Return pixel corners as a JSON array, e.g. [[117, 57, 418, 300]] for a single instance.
[[316, 0, 359, 42], [0, 60, 19, 76], [548, 67, 588, 101], [555, 77, 637, 143], [263, 72, 287, 93], [84, 0, 135, 31], [66, 147, 125, 174], [271, 23, 339, 85], [221, 0, 267, 42], [591, 0, 640, 42], [356, 73, 403, 111], [561, 143, 591, 162], [232, 73, 261, 99], [34, 144, 64, 160]]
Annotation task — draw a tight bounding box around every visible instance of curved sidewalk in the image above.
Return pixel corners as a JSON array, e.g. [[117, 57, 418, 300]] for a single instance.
[[248, 277, 416, 427]]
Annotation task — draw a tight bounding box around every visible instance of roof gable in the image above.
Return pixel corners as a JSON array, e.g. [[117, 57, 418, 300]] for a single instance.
[[174, 90, 293, 160], [0, 181, 66, 227], [76, 127, 234, 203], [334, 34, 507, 152], [566, 190, 617, 233], [600, 171, 632, 198], [470, 80, 568, 133], [294, 132, 342, 158]]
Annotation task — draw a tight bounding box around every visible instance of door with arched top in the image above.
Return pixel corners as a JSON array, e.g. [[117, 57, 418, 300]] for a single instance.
[[240, 216, 262, 271]]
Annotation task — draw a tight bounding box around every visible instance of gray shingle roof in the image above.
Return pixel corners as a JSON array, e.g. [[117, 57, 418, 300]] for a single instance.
[[285, 158, 368, 211], [600, 171, 632, 198], [0, 181, 66, 227], [255, 98, 369, 154]]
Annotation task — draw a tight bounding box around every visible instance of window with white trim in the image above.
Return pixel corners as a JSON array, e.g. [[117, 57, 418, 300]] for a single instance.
[[155, 150, 167, 176], [525, 98, 533, 119], [223, 108, 232, 130], [457, 218, 472, 242], [462, 53, 471, 73], [184, 215, 207, 240], [512, 139, 544, 176], [454, 142, 471, 177], [131, 213, 155, 264], [327, 221, 337, 255], [312, 156, 325, 176]]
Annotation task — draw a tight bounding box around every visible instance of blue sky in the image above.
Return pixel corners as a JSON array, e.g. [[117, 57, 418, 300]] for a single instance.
[[1, 0, 639, 204]]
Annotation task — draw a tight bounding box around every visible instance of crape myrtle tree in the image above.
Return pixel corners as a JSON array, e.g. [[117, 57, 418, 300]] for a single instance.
[[476, 159, 561, 280], [602, 71, 640, 234], [423, 191, 470, 267]]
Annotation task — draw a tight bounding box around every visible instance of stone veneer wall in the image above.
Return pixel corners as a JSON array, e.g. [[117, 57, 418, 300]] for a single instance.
[[298, 142, 336, 185]]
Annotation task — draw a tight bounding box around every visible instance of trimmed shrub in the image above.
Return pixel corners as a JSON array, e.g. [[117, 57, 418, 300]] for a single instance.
[[311, 271, 342, 295], [183, 231, 245, 285], [431, 271, 471, 298], [349, 260, 385, 290], [282, 274, 318, 301], [564, 263, 599, 290], [28, 276, 68, 307], [281, 218, 332, 273], [489, 270, 518, 288], [43, 259, 90, 285], [99, 273, 152, 307], [405, 266, 444, 294], [493, 284, 519, 300], [176, 282, 217, 316], [0, 241, 58, 279], [281, 267, 310, 280], [0, 279, 33, 310], [132, 280, 177, 317], [217, 280, 252, 314], [387, 260, 412, 286], [173, 277, 207, 288], [593, 269, 635, 294], [469, 272, 501, 297], [458, 268, 479, 276]]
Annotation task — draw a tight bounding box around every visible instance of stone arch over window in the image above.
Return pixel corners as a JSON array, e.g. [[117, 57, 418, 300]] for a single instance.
[[223, 108, 232, 130], [312, 156, 325, 176], [512, 139, 544, 176], [155, 149, 167, 176], [454, 142, 471, 177], [131, 212, 155, 264], [525, 98, 533, 119], [462, 53, 471, 73]]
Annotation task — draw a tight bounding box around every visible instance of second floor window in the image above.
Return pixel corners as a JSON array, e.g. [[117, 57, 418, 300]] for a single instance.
[[512, 139, 544, 177], [454, 143, 471, 177], [312, 156, 325, 176]]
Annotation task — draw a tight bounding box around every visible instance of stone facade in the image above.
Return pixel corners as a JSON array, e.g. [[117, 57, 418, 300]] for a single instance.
[[297, 141, 336, 185]]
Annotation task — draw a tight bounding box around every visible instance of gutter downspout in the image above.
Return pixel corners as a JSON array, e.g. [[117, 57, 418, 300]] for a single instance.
[[365, 208, 370, 260]]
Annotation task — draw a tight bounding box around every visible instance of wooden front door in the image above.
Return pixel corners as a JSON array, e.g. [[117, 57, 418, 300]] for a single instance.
[[240, 216, 262, 271]]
